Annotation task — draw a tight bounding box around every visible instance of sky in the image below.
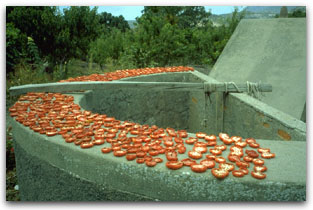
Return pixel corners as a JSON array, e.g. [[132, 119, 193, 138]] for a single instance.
[[58, 6, 246, 20]]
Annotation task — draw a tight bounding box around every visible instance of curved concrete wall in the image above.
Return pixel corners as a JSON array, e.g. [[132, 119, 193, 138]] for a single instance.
[[11, 71, 306, 201]]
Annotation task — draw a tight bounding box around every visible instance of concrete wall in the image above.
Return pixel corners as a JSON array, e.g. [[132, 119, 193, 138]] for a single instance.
[[12, 116, 306, 201], [209, 18, 306, 120]]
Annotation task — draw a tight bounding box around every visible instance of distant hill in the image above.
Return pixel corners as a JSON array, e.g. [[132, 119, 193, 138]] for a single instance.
[[245, 6, 299, 14], [127, 20, 137, 29]]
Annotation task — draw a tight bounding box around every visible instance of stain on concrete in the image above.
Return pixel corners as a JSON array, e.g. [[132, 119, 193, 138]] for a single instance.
[[192, 97, 198, 104], [263, 123, 270, 128], [277, 129, 291, 141]]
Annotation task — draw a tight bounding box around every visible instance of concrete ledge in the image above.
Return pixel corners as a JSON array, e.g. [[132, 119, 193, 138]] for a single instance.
[[12, 111, 306, 201]]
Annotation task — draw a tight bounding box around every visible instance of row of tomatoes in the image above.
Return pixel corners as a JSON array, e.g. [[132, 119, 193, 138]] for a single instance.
[[58, 66, 194, 82], [9, 66, 275, 180]]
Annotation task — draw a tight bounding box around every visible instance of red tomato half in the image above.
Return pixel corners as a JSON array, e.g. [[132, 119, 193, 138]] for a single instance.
[[166, 161, 183, 170], [191, 164, 207, 173], [211, 168, 229, 179], [251, 171, 266, 179]]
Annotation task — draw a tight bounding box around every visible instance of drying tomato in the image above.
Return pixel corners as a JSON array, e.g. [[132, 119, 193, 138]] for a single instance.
[[191, 164, 207, 173], [177, 146, 186, 154], [243, 156, 254, 162], [261, 152, 276, 159], [207, 141, 217, 146], [46, 131, 57, 137], [236, 161, 250, 168], [245, 138, 256, 144], [193, 146, 207, 154], [249, 142, 260, 148], [126, 154, 137, 161], [146, 160, 157, 167], [215, 156, 226, 163], [235, 141, 247, 148], [219, 163, 235, 171], [239, 167, 249, 175], [149, 150, 159, 156], [200, 159, 215, 169], [196, 132, 206, 139], [254, 165, 267, 172], [181, 158, 196, 166], [206, 154, 216, 160], [166, 161, 183, 170], [188, 151, 202, 159], [222, 138, 233, 145], [204, 135, 217, 141], [185, 137, 198, 145], [194, 142, 207, 147], [211, 168, 229, 179], [257, 148, 271, 153], [232, 170, 245, 177], [166, 151, 178, 161], [80, 141, 94, 149], [231, 136, 242, 143], [113, 150, 127, 157], [228, 155, 241, 162], [218, 133, 230, 141], [136, 151, 146, 158], [214, 145, 227, 151], [245, 149, 259, 158], [136, 158, 145, 164], [251, 171, 266, 179], [253, 158, 265, 166], [209, 148, 222, 156], [154, 157, 163, 163]]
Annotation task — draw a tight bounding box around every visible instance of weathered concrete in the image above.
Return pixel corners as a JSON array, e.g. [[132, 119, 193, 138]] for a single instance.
[[12, 116, 306, 201], [11, 79, 306, 201], [209, 18, 306, 120], [190, 71, 306, 141]]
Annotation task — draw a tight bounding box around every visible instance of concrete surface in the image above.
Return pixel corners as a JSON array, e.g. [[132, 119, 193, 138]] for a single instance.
[[12, 117, 306, 201], [209, 18, 306, 120], [11, 76, 306, 201]]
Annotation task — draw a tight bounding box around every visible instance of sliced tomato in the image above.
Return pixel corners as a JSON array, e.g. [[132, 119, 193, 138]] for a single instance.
[[253, 158, 265, 166], [245, 149, 259, 158], [188, 150, 202, 159], [113, 150, 127, 157], [149, 150, 159, 156], [257, 148, 271, 153], [254, 165, 267, 172], [200, 159, 215, 169], [209, 148, 222, 156], [236, 161, 250, 168], [232, 170, 245, 177], [80, 141, 94, 149], [231, 136, 242, 143], [218, 133, 230, 141], [205, 154, 216, 160], [235, 141, 247, 148], [245, 138, 256, 144], [249, 142, 260, 148], [228, 155, 241, 162], [211, 168, 229, 179], [215, 156, 226, 163], [191, 164, 207, 173], [214, 145, 227, 151], [193, 146, 207, 154], [181, 158, 196, 166], [194, 142, 207, 147], [261, 152, 276, 159], [146, 160, 157, 167], [243, 156, 254, 162], [154, 157, 163, 163], [219, 163, 235, 171], [126, 154, 137, 161], [239, 167, 249, 175], [136, 158, 145, 164], [204, 135, 217, 141], [185, 137, 198, 145], [101, 147, 112, 153], [251, 171, 266, 179], [196, 132, 206, 139], [166, 161, 183, 170]]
